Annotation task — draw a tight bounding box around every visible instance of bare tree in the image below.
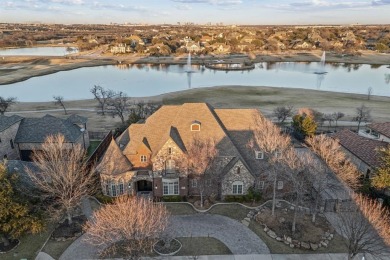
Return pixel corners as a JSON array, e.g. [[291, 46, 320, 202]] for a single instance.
[[337, 193, 390, 260], [367, 86, 373, 100], [306, 135, 361, 190], [90, 85, 115, 115], [282, 148, 310, 233], [187, 137, 218, 208], [332, 112, 345, 129], [53, 96, 67, 115], [84, 196, 169, 259], [26, 134, 96, 224], [249, 112, 292, 216], [0, 96, 16, 115], [322, 113, 334, 130], [273, 105, 294, 124], [127, 101, 161, 125], [306, 160, 341, 223], [106, 91, 129, 124], [354, 104, 371, 132]]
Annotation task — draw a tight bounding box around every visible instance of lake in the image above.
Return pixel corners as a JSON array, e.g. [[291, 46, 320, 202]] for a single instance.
[[0, 62, 389, 102], [0, 47, 78, 56]]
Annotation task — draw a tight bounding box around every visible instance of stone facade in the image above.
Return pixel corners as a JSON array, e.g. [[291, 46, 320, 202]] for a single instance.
[[0, 121, 21, 160], [221, 159, 254, 197]]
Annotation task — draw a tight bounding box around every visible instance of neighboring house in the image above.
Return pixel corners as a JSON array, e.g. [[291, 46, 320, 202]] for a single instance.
[[110, 43, 132, 54], [359, 122, 390, 143], [0, 114, 89, 161], [97, 103, 284, 199], [0, 115, 23, 160], [333, 129, 388, 178]]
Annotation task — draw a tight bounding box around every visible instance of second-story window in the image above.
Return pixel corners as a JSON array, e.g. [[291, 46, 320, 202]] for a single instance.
[[168, 147, 172, 155], [140, 155, 147, 163]]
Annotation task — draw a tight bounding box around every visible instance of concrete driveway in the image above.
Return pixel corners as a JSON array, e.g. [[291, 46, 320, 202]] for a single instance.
[[60, 214, 269, 259], [169, 214, 270, 254]]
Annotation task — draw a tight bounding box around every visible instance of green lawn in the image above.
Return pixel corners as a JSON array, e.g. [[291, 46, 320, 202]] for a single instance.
[[42, 238, 77, 260], [87, 140, 101, 156], [164, 203, 197, 215], [176, 237, 232, 256], [1, 224, 54, 260], [208, 204, 250, 220]]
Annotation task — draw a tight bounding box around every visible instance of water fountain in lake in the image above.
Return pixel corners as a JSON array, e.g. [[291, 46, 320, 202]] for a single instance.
[[185, 53, 194, 88], [185, 53, 194, 73], [314, 51, 327, 75]]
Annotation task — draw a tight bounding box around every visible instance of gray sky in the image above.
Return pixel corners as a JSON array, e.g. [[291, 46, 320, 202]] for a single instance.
[[1, 0, 390, 24]]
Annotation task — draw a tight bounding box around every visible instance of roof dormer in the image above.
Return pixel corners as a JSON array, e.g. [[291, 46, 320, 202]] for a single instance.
[[190, 120, 201, 131]]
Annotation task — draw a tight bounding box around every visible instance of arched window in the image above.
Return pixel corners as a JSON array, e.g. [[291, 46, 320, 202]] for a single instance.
[[118, 179, 124, 195], [101, 179, 110, 196], [232, 181, 243, 194], [111, 181, 117, 197], [166, 159, 176, 173], [190, 121, 201, 131], [236, 166, 241, 174]]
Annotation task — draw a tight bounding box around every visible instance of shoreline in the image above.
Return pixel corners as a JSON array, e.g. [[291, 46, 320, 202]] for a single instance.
[[1, 50, 389, 85]]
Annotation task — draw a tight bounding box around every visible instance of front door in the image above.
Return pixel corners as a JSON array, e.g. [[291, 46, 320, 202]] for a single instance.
[[137, 180, 153, 192]]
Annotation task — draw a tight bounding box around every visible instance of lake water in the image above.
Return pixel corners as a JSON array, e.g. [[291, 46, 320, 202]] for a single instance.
[[0, 47, 78, 56], [0, 62, 389, 102]]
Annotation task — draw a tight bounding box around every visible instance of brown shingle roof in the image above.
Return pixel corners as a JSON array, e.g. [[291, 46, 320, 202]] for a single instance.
[[367, 122, 390, 138], [333, 129, 388, 168], [98, 138, 132, 176], [119, 103, 266, 176]]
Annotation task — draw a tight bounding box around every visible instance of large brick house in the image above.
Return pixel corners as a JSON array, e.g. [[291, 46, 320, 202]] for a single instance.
[[98, 103, 286, 199], [0, 114, 89, 161]]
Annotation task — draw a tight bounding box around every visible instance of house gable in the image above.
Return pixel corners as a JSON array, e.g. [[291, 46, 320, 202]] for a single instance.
[[221, 157, 254, 196], [152, 137, 187, 173]]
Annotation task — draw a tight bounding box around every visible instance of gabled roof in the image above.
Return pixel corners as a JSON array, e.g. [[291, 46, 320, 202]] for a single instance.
[[367, 122, 390, 138], [333, 129, 388, 168], [215, 108, 266, 176], [120, 103, 263, 176], [0, 115, 23, 132], [123, 103, 240, 156], [15, 114, 83, 143], [66, 114, 88, 125], [98, 138, 132, 176]]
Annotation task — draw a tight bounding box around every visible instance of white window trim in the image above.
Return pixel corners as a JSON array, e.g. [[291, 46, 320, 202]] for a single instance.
[[258, 181, 265, 190], [232, 181, 243, 195], [190, 123, 201, 131], [255, 151, 264, 159], [163, 179, 179, 195], [277, 181, 284, 190]]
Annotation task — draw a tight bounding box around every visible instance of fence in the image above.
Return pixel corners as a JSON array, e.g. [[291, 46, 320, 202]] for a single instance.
[[87, 130, 113, 168], [323, 199, 355, 212], [89, 131, 109, 140]]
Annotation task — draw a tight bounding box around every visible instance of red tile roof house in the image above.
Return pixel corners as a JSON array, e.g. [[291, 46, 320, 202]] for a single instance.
[[359, 122, 390, 143], [333, 129, 388, 178], [97, 103, 289, 200]]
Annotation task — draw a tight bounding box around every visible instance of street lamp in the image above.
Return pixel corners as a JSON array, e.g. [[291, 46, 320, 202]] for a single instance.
[[80, 128, 86, 150]]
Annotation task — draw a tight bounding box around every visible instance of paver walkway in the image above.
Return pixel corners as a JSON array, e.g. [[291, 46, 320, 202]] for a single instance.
[[60, 214, 269, 259]]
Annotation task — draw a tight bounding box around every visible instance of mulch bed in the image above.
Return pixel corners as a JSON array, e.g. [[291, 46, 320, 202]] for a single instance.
[[51, 215, 87, 240], [256, 206, 332, 242], [0, 239, 19, 253]]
